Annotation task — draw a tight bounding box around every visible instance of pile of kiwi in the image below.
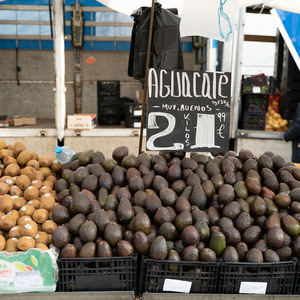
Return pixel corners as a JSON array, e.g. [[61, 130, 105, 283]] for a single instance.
[[0, 140, 62, 252]]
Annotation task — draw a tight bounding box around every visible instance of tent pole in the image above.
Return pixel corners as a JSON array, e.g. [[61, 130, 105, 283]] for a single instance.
[[138, 0, 156, 154]]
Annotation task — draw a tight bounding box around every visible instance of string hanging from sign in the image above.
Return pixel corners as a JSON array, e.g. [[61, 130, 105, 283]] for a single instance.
[[218, 0, 232, 41]]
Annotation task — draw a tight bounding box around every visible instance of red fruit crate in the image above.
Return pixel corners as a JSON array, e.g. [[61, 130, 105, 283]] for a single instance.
[[242, 74, 275, 95], [138, 256, 220, 295], [218, 259, 297, 294], [56, 255, 137, 292], [242, 112, 266, 131]]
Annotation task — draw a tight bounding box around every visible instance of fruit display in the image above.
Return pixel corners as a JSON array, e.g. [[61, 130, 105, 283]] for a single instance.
[[265, 105, 288, 132], [0, 141, 62, 252], [51, 146, 300, 264]]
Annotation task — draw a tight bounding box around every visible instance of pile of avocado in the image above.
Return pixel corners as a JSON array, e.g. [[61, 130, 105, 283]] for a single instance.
[[52, 147, 300, 264]]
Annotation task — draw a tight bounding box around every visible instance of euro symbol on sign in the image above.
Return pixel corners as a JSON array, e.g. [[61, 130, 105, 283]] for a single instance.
[[217, 124, 225, 139]]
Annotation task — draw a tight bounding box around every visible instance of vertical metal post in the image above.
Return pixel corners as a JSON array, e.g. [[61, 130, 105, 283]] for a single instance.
[[53, 0, 66, 142], [138, 0, 156, 154]]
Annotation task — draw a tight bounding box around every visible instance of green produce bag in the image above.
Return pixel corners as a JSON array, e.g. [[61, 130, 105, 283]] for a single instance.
[[0, 247, 58, 293]]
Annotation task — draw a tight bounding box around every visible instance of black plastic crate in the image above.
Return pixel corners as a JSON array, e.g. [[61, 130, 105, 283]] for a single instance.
[[98, 102, 122, 115], [294, 259, 300, 294], [97, 80, 120, 96], [242, 94, 269, 113], [124, 102, 143, 116], [139, 256, 220, 295], [218, 259, 297, 294], [242, 112, 266, 131], [57, 255, 137, 292], [98, 114, 122, 126], [125, 116, 142, 128], [242, 74, 275, 95]]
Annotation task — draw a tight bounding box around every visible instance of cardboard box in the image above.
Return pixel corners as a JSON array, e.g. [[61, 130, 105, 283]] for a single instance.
[[8, 116, 36, 127], [67, 114, 96, 129], [135, 90, 144, 103]]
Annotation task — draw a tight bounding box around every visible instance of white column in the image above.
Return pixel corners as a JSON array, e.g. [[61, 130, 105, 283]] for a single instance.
[[53, 0, 66, 141]]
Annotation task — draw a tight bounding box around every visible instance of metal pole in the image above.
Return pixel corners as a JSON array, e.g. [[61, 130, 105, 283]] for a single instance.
[[53, 0, 66, 142], [138, 0, 156, 154]]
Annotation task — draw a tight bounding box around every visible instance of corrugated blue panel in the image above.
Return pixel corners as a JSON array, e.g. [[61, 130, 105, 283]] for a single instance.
[[83, 12, 91, 21], [18, 39, 39, 49], [65, 0, 104, 6], [116, 41, 130, 51], [181, 42, 193, 52], [84, 26, 91, 35], [65, 40, 72, 50], [83, 41, 91, 50], [0, 39, 16, 49], [41, 40, 53, 50], [65, 26, 71, 35], [93, 41, 114, 50], [65, 11, 72, 21]]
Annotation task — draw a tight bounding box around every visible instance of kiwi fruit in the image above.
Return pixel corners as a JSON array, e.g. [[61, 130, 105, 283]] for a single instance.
[[50, 160, 61, 173], [42, 220, 57, 234], [0, 149, 14, 159], [0, 214, 17, 231], [4, 164, 20, 177], [47, 233, 53, 244], [26, 159, 40, 170], [9, 185, 22, 197], [33, 208, 49, 224], [27, 199, 41, 210], [0, 194, 13, 213], [0, 140, 6, 150], [0, 182, 9, 195], [7, 209, 19, 221], [34, 231, 49, 245], [23, 185, 39, 201], [17, 150, 32, 166], [21, 166, 36, 181], [20, 220, 38, 237], [43, 180, 54, 189], [13, 142, 26, 156], [39, 167, 51, 178], [17, 215, 32, 226], [3, 156, 17, 167], [46, 174, 57, 185], [17, 236, 35, 250], [19, 205, 35, 217], [39, 156, 52, 168], [0, 235, 6, 251], [0, 176, 15, 187], [39, 185, 52, 197], [40, 193, 55, 211], [30, 152, 39, 161], [12, 196, 27, 210], [35, 243, 49, 250], [15, 175, 31, 190], [8, 225, 22, 239], [5, 238, 18, 252], [35, 171, 44, 182], [31, 180, 43, 189]]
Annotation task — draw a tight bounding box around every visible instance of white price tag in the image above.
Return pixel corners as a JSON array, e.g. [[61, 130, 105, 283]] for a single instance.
[[163, 278, 192, 294], [252, 86, 261, 93], [239, 282, 267, 294], [14, 271, 44, 287]]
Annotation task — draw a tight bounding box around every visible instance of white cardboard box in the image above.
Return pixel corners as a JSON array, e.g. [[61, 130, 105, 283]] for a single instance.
[[67, 114, 96, 129]]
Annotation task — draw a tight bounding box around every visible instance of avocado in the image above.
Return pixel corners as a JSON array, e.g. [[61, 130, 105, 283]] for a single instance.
[[103, 194, 118, 211], [211, 174, 224, 191], [246, 169, 261, 182], [271, 155, 286, 171], [261, 168, 279, 192], [245, 248, 263, 264], [174, 211, 193, 232], [81, 174, 98, 193], [128, 176, 144, 194], [97, 187, 108, 207], [291, 189, 300, 202], [112, 146, 129, 163], [73, 191, 91, 215], [265, 212, 281, 232], [242, 225, 262, 245], [209, 230, 226, 256], [133, 212, 151, 234], [255, 215, 267, 230], [202, 180, 215, 199], [191, 207, 209, 224], [242, 158, 258, 175], [121, 154, 140, 169], [222, 201, 241, 220], [152, 175, 169, 193], [205, 161, 221, 178], [74, 166, 90, 186], [137, 152, 152, 169], [263, 249, 280, 262], [144, 194, 162, 215], [199, 248, 217, 262], [154, 206, 171, 225], [60, 244, 77, 258], [175, 196, 191, 213], [153, 163, 169, 177], [224, 171, 237, 186], [258, 154, 273, 170], [97, 239, 113, 257], [250, 196, 267, 216], [78, 150, 93, 166], [266, 226, 285, 249], [104, 221, 122, 247], [186, 173, 201, 186], [52, 226, 70, 249], [190, 182, 207, 209], [115, 187, 131, 201], [181, 225, 200, 246], [222, 246, 239, 262], [171, 180, 186, 195], [68, 213, 86, 235], [99, 172, 114, 191], [275, 245, 292, 261], [196, 168, 209, 182], [51, 204, 70, 225], [111, 166, 126, 186], [167, 250, 181, 271], [220, 158, 235, 175], [218, 217, 234, 229], [133, 231, 151, 254], [117, 198, 134, 224], [290, 201, 300, 214], [79, 220, 97, 243], [181, 245, 199, 261], [253, 239, 268, 253], [237, 199, 250, 213], [293, 235, 300, 258], [150, 236, 168, 260], [264, 198, 279, 216], [235, 241, 248, 261], [218, 184, 235, 204], [274, 192, 291, 209], [234, 181, 248, 199], [158, 222, 178, 241], [117, 240, 135, 256], [79, 241, 96, 258], [180, 186, 193, 200], [236, 171, 244, 182], [245, 177, 261, 195], [282, 215, 300, 237], [222, 226, 241, 245], [239, 149, 255, 163], [206, 206, 220, 227], [55, 178, 69, 194], [166, 164, 182, 183]]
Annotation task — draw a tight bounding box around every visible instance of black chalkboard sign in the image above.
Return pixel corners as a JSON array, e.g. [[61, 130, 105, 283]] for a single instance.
[[146, 68, 231, 152]]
